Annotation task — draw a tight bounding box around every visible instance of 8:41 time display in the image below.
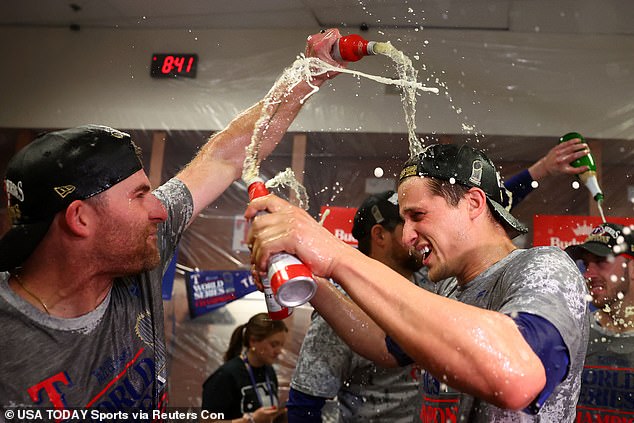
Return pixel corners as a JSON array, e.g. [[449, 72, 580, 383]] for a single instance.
[[151, 53, 198, 78]]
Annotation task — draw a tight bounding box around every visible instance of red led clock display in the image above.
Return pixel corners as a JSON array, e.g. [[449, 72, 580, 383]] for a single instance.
[[151, 53, 198, 78]]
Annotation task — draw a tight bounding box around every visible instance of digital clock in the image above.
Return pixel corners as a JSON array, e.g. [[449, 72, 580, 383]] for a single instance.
[[151, 53, 198, 78]]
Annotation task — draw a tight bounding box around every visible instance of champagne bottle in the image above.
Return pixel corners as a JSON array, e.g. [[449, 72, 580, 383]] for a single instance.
[[559, 132, 604, 202], [331, 34, 379, 62]]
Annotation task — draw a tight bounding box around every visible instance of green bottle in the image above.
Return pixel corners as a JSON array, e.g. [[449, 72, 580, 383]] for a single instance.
[[559, 132, 604, 202]]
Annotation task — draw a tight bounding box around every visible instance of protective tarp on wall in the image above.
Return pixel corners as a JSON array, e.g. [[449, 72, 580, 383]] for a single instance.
[[0, 22, 633, 413]]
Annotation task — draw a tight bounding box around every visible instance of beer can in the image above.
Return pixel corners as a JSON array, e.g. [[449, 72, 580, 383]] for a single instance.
[[262, 276, 293, 320], [268, 253, 317, 307]]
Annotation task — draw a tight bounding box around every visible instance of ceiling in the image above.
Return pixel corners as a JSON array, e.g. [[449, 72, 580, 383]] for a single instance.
[[1, 0, 633, 35]]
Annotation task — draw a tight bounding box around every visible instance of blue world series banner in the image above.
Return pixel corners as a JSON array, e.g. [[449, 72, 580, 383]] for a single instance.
[[185, 269, 257, 318]]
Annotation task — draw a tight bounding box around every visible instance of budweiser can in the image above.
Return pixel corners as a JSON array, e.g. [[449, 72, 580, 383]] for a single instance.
[[262, 277, 293, 320], [247, 177, 317, 308], [268, 253, 317, 307]]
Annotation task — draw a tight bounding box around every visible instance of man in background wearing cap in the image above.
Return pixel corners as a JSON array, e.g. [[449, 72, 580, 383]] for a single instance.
[[566, 222, 634, 421], [246, 143, 588, 422], [287, 191, 424, 422], [0, 29, 342, 413]]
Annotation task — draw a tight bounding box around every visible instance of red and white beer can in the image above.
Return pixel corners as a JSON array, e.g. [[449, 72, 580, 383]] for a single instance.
[[247, 177, 317, 308], [262, 277, 293, 320]]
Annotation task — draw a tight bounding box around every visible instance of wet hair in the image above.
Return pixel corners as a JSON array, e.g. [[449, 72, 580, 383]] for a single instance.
[[224, 312, 288, 362], [423, 177, 499, 225], [415, 177, 470, 207]]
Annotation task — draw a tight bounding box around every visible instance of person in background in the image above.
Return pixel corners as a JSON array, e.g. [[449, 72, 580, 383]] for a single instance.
[[246, 143, 588, 422], [566, 222, 634, 421], [503, 135, 591, 208], [202, 313, 289, 423], [0, 29, 342, 412], [287, 191, 424, 422]]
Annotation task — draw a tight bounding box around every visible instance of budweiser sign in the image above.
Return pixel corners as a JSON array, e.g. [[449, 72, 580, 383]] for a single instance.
[[533, 215, 634, 249], [319, 206, 358, 246]]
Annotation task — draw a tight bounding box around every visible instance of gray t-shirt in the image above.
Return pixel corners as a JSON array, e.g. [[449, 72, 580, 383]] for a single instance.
[[291, 273, 433, 423], [292, 312, 420, 423], [419, 247, 589, 422], [0, 178, 192, 414], [576, 315, 634, 420]]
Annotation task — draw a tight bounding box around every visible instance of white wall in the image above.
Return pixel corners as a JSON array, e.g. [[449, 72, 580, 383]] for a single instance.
[[1, 26, 633, 139]]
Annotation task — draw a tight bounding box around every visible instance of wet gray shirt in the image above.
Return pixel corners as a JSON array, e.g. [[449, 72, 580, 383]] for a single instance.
[[291, 274, 431, 423], [292, 312, 420, 423], [576, 316, 634, 420], [0, 178, 192, 414], [420, 247, 589, 422]]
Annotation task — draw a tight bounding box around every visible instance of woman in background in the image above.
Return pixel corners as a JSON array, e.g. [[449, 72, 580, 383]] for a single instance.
[[202, 313, 288, 423]]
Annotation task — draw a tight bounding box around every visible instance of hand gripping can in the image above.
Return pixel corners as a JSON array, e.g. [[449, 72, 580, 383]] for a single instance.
[[247, 178, 318, 308]]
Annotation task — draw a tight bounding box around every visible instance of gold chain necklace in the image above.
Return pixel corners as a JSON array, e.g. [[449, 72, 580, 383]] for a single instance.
[[13, 273, 50, 315]]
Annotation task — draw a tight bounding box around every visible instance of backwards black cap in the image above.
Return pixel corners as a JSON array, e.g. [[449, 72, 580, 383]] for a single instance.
[[352, 190, 402, 241], [566, 222, 634, 260], [399, 143, 528, 238], [0, 124, 143, 271]]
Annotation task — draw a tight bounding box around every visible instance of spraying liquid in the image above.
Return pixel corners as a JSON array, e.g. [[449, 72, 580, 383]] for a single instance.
[[242, 55, 437, 183], [559, 132, 606, 223], [241, 38, 437, 311], [241, 42, 438, 183], [373, 42, 423, 158], [265, 168, 309, 210], [597, 201, 606, 224]]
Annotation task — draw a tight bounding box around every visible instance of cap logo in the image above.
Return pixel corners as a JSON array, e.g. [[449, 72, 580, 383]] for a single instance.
[[399, 165, 418, 181], [8, 204, 21, 224], [110, 129, 126, 139], [371, 205, 385, 224], [586, 234, 610, 244], [504, 189, 513, 212], [54, 185, 76, 198], [469, 160, 483, 186], [591, 225, 619, 240], [94, 125, 128, 139], [5, 179, 24, 202]]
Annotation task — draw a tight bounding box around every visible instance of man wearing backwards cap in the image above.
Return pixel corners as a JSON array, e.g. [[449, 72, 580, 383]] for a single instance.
[[288, 191, 425, 422], [566, 222, 634, 421], [0, 29, 342, 413], [247, 143, 588, 422]]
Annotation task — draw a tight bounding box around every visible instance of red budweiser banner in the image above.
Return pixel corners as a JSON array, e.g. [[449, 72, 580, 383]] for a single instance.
[[319, 206, 358, 246], [533, 215, 634, 249]]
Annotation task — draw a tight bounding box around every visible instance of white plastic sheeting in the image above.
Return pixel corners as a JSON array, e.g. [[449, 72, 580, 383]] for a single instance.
[[0, 22, 633, 412]]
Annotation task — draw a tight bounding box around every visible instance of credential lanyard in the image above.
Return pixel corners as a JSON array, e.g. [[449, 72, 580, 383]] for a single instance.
[[242, 353, 275, 407]]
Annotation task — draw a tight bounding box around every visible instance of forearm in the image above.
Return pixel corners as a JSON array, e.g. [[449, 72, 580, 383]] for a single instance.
[[329, 251, 545, 409], [178, 70, 324, 218], [310, 277, 398, 367]]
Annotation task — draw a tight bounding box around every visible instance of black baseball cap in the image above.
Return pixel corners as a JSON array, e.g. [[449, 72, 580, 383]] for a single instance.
[[566, 222, 634, 260], [352, 190, 402, 241], [0, 124, 143, 271], [399, 143, 528, 238]]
